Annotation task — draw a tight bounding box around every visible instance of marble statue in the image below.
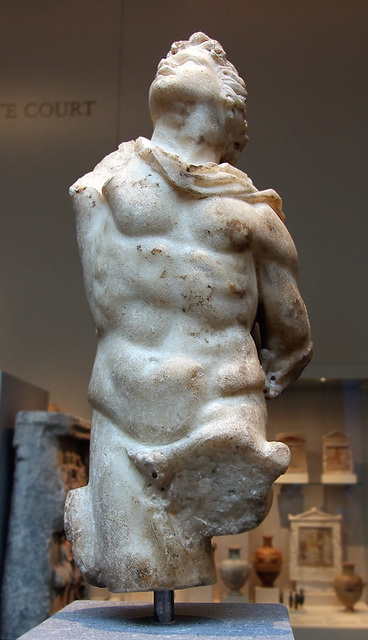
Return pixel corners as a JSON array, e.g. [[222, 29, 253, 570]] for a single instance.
[[65, 32, 312, 593]]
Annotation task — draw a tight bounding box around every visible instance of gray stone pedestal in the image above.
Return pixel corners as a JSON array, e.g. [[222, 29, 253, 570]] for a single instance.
[[18, 600, 295, 639]]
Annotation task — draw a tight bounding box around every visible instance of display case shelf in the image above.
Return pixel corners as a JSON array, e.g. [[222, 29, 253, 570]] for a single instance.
[[245, 378, 368, 615], [289, 604, 368, 640], [277, 480, 362, 486]]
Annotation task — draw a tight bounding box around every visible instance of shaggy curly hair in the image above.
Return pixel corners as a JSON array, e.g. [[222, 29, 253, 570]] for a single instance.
[[166, 32, 248, 164]]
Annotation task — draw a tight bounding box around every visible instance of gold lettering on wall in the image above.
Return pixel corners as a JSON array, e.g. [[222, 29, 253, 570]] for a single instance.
[[1, 101, 97, 119], [0, 103, 17, 118]]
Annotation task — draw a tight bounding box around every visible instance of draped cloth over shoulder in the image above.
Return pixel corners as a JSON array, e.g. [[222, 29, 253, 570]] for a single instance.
[[136, 137, 285, 221]]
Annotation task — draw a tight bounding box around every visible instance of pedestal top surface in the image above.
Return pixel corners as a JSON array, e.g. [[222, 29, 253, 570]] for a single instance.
[[18, 600, 294, 639]]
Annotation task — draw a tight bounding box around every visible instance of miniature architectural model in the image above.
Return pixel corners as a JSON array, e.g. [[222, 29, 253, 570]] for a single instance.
[[65, 32, 312, 593], [276, 432, 309, 483], [289, 507, 342, 604], [322, 430, 357, 484]]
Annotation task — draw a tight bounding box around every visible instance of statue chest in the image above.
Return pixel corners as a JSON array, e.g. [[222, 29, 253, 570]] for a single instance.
[[101, 158, 254, 255]]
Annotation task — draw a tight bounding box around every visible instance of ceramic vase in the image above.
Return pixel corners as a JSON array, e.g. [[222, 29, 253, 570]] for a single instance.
[[218, 547, 250, 593], [333, 563, 365, 611], [253, 535, 283, 587]]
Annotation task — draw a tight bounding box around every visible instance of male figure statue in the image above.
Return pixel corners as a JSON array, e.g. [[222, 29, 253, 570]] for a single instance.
[[65, 32, 312, 592]]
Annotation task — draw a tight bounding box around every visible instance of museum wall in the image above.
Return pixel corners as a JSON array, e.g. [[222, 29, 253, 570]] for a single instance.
[[1, 0, 367, 418]]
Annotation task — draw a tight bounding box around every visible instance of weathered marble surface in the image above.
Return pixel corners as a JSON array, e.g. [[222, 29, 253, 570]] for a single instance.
[[65, 32, 312, 593], [1, 411, 90, 639]]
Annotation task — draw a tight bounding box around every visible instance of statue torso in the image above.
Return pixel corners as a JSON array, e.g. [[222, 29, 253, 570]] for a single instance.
[[74, 149, 267, 444]]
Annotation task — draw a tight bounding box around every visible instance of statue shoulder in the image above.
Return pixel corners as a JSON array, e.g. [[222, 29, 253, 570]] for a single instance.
[[252, 201, 297, 264], [69, 140, 136, 198]]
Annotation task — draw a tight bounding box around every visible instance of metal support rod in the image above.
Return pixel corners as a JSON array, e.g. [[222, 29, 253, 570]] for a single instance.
[[153, 590, 175, 624]]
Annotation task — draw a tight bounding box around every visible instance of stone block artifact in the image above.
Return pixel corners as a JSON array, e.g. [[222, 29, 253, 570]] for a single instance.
[[65, 32, 312, 595], [2, 412, 90, 639]]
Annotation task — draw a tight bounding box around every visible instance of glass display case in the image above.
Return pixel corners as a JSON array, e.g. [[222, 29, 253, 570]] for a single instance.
[[248, 379, 367, 590], [215, 378, 368, 638], [92, 378, 368, 637]]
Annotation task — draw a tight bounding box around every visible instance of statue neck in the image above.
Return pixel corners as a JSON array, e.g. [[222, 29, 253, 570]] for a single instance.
[[151, 103, 224, 165]]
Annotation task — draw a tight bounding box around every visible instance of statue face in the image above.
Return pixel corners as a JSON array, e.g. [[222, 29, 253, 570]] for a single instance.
[[149, 46, 224, 123]]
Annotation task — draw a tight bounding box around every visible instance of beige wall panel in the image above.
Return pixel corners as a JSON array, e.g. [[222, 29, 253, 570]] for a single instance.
[[119, 0, 368, 379], [0, 0, 367, 419], [0, 1, 122, 416]]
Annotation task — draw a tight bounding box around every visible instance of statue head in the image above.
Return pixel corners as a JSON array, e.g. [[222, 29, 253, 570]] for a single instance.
[[150, 32, 248, 164]]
